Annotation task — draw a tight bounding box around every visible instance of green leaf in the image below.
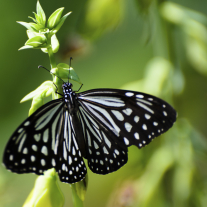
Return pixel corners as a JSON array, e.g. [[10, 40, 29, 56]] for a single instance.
[[51, 63, 82, 84], [17, 21, 39, 32], [23, 169, 64, 207], [27, 30, 39, 39], [30, 22, 45, 30], [36, 0, 46, 26], [21, 81, 55, 115], [47, 8, 64, 30], [28, 16, 37, 24], [52, 12, 72, 34], [28, 95, 44, 116], [25, 35, 47, 47], [41, 34, 59, 53], [51, 34, 59, 53], [21, 81, 54, 103], [33, 12, 40, 23], [18, 45, 34, 50]]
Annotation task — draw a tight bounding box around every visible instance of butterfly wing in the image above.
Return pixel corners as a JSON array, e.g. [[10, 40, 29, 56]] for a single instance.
[[3, 99, 87, 184], [78, 104, 128, 174], [78, 89, 176, 150]]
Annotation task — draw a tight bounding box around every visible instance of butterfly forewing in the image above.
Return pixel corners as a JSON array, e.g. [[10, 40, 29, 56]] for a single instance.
[[78, 89, 176, 149], [3, 99, 87, 183]]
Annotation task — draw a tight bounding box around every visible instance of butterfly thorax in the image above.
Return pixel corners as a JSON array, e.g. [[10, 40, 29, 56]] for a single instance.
[[62, 83, 78, 112]]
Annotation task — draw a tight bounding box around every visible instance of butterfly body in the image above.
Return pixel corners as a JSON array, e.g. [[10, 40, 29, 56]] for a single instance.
[[3, 83, 176, 183], [62, 83, 87, 158]]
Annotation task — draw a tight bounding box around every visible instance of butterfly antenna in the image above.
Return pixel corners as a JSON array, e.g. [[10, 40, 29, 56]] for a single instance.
[[68, 57, 73, 83], [38, 65, 65, 83]]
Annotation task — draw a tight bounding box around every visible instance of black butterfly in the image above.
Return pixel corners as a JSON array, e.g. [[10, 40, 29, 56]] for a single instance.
[[3, 82, 176, 183]]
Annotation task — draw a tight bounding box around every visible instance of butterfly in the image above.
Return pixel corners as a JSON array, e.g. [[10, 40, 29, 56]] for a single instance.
[[3, 81, 176, 184]]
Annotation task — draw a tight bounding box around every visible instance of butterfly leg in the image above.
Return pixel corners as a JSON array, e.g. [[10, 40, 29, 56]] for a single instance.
[[53, 82, 64, 96]]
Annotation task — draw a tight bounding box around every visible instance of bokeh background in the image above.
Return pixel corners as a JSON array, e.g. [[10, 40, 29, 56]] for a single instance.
[[0, 0, 207, 206]]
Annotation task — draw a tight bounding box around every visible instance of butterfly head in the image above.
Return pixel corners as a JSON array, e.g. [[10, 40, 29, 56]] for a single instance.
[[62, 82, 73, 92]]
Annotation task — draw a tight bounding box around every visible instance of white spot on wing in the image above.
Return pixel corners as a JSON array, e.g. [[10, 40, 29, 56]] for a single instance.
[[24, 121, 30, 126], [41, 146, 48, 156], [125, 122, 132, 132], [136, 94, 144, 98], [123, 108, 132, 116], [111, 110, 124, 121], [68, 156, 72, 165], [124, 137, 129, 145], [52, 159, 56, 167], [18, 128, 23, 133], [134, 132, 139, 140], [41, 159, 46, 166], [145, 114, 151, 119], [142, 124, 147, 130], [125, 92, 134, 97], [134, 116, 139, 123], [34, 134, 41, 142], [32, 145, 38, 151], [31, 156, 35, 162], [9, 155, 13, 161], [23, 148, 28, 154]]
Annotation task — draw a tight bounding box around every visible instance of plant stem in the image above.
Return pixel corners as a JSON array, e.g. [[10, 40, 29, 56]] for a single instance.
[[47, 45, 62, 98], [47, 45, 57, 69]]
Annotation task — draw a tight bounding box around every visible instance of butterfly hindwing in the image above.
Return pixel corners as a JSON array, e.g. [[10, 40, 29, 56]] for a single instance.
[[78, 105, 128, 174], [57, 109, 87, 183], [78, 89, 176, 149]]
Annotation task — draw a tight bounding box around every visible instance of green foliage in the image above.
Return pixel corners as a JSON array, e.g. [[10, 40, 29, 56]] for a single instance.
[[23, 169, 64, 207], [17, 1, 71, 52], [52, 63, 82, 84], [77, 0, 124, 40]]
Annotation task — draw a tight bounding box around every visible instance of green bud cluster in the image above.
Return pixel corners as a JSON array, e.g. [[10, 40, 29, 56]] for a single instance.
[[18, 1, 71, 53]]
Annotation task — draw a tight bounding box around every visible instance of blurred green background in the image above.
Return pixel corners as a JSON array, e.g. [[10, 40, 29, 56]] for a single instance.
[[0, 0, 207, 206]]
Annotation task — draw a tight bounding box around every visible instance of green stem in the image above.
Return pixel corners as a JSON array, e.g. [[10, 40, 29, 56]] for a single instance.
[[47, 45, 57, 69], [47, 44, 62, 98], [70, 185, 84, 207]]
